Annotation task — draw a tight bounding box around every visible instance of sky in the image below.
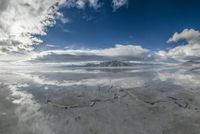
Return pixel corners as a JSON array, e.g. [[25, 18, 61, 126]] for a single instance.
[[42, 0, 200, 50], [0, 0, 200, 65]]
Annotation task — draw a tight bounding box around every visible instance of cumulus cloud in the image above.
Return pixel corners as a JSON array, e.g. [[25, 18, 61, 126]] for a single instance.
[[112, 0, 128, 11], [0, 0, 68, 53], [165, 28, 200, 61], [0, 0, 128, 55], [28, 44, 151, 63], [167, 29, 200, 44], [97, 44, 149, 57]]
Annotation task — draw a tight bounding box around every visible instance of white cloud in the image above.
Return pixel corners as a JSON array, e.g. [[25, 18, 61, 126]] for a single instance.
[[33, 44, 149, 57], [112, 0, 128, 11], [99, 44, 149, 57], [167, 28, 200, 44], [0, 0, 67, 53], [65, 0, 102, 9], [0, 0, 104, 54], [26, 44, 151, 63], [76, 0, 87, 9], [88, 0, 102, 9], [57, 14, 71, 24], [46, 44, 57, 48], [60, 17, 71, 24], [167, 44, 200, 60], [165, 29, 200, 61]]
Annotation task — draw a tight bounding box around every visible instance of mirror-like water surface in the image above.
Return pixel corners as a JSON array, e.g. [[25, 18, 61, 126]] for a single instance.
[[0, 66, 200, 134]]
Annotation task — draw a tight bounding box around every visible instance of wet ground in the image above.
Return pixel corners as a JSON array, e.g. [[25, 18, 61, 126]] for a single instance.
[[0, 66, 200, 134]]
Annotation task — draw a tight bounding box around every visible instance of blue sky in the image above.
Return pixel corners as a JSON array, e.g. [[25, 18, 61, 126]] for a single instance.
[[41, 0, 200, 51]]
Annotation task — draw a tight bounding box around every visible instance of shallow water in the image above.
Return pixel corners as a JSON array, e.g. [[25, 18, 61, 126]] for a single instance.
[[0, 66, 200, 134]]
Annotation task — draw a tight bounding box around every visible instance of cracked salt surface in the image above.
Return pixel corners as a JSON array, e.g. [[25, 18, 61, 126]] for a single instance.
[[0, 67, 200, 134]]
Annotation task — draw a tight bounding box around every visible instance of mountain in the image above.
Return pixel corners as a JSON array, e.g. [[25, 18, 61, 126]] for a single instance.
[[84, 60, 131, 67], [98, 60, 130, 67]]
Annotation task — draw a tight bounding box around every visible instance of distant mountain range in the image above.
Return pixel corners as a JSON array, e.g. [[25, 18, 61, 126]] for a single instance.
[[84, 60, 131, 67]]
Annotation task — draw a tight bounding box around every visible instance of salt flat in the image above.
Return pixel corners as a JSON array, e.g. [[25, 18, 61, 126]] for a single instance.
[[0, 66, 200, 134]]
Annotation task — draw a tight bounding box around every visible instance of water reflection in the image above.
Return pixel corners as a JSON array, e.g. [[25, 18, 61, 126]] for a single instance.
[[0, 67, 200, 134]]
